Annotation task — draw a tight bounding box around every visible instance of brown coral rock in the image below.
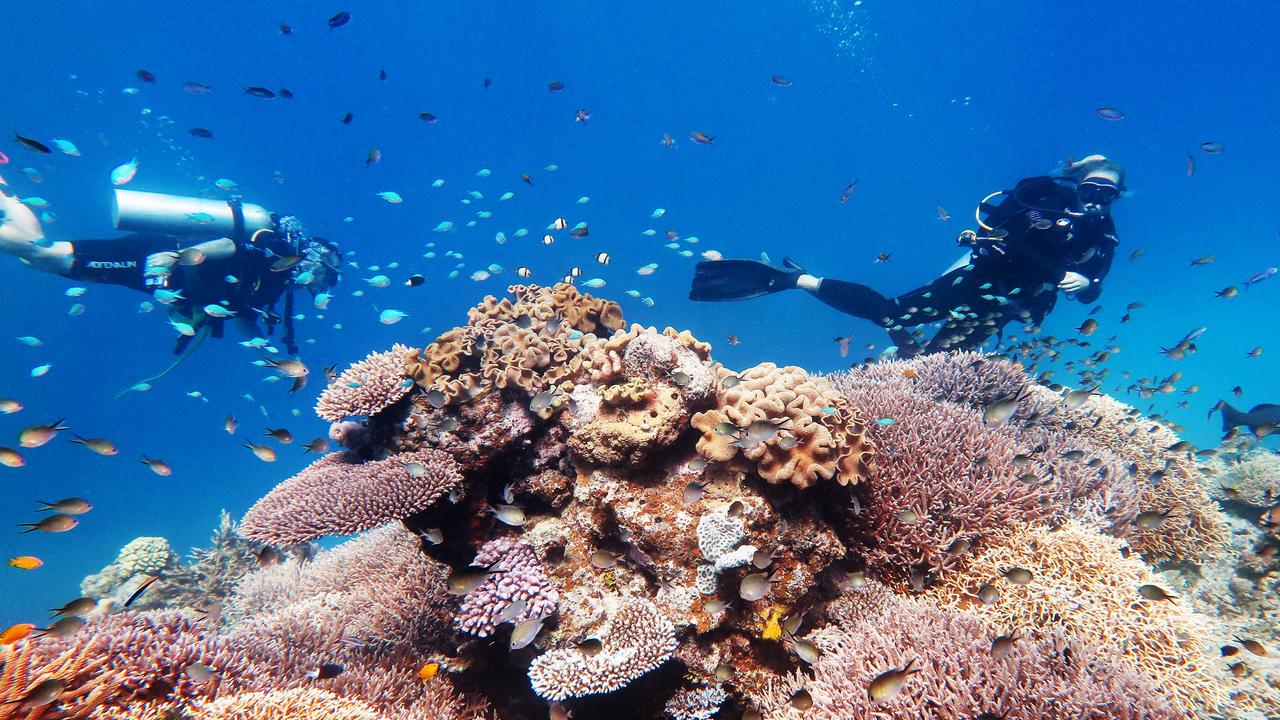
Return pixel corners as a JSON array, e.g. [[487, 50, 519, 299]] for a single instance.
[[407, 283, 623, 405], [691, 363, 874, 488]]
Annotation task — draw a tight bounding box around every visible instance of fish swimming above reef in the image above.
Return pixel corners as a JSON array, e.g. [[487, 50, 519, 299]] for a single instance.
[[1213, 400, 1280, 437]]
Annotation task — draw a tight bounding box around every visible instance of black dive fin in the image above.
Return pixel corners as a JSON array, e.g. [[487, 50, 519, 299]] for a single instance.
[[689, 260, 797, 301]]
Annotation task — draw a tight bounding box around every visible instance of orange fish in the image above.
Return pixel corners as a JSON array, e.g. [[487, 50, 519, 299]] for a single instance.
[[902, 369, 917, 379], [1, 622, 35, 645], [9, 556, 44, 570], [418, 661, 440, 682]]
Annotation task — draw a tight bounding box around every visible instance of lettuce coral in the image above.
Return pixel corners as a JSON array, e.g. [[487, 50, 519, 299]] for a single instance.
[[691, 363, 875, 488]]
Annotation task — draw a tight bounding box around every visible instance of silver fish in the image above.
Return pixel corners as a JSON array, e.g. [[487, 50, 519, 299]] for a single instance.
[[510, 617, 545, 649]]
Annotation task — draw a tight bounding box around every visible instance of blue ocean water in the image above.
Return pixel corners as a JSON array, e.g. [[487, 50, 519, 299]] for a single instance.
[[0, 0, 1276, 626]]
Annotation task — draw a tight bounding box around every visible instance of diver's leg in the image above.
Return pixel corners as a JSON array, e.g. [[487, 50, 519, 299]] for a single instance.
[[0, 179, 74, 274], [801, 278, 895, 324]]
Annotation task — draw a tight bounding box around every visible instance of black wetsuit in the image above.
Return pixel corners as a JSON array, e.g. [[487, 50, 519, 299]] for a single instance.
[[813, 176, 1117, 356], [65, 232, 296, 351]]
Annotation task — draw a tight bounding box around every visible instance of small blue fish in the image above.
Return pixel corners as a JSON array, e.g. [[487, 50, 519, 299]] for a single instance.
[[214, 178, 240, 191], [111, 157, 139, 186], [582, 278, 606, 288], [434, 221, 453, 232], [20, 197, 49, 209], [379, 309, 408, 325], [820, 406, 838, 415], [153, 289, 185, 304], [376, 191, 403, 204], [30, 363, 52, 377], [187, 212, 215, 224], [875, 417, 895, 426], [52, 139, 80, 156]]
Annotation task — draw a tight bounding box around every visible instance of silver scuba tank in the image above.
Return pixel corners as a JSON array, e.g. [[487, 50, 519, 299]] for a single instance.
[[112, 189, 274, 237]]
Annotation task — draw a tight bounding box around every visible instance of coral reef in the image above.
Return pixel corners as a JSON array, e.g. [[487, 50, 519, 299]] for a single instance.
[[405, 283, 623, 405], [691, 362, 875, 488], [527, 597, 677, 701], [80, 536, 179, 606], [7, 287, 1247, 720], [749, 582, 1190, 720], [316, 344, 415, 421], [240, 447, 463, 544], [928, 521, 1225, 713], [455, 537, 560, 638]]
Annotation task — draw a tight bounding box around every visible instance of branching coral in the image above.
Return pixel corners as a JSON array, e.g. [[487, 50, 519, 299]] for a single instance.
[[527, 597, 677, 701], [455, 537, 559, 638], [747, 582, 1190, 720], [1205, 449, 1280, 509], [691, 363, 875, 488], [240, 448, 462, 545], [1021, 385, 1228, 565], [927, 521, 1225, 714], [0, 611, 254, 719], [829, 373, 1047, 584], [316, 344, 415, 421], [406, 283, 624, 405]]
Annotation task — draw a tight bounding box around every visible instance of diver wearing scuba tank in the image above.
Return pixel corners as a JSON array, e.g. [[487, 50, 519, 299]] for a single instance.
[[689, 155, 1124, 357], [0, 182, 342, 354]]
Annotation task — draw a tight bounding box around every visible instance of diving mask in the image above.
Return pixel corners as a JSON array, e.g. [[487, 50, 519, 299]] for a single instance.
[[1077, 177, 1120, 210]]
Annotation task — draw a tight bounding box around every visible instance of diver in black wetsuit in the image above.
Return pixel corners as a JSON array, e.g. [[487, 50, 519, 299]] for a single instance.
[[0, 181, 341, 354], [690, 155, 1124, 357]]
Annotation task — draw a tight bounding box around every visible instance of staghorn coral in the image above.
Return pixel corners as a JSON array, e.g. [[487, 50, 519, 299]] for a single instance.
[[527, 597, 677, 701], [97, 689, 384, 720], [664, 686, 728, 720], [748, 582, 1189, 720], [240, 447, 462, 545], [0, 611, 255, 719], [691, 363, 874, 488], [316, 344, 415, 421], [1022, 384, 1228, 565], [225, 525, 452, 653], [1205, 449, 1280, 510], [928, 520, 1225, 714], [455, 537, 560, 638], [829, 371, 1047, 585], [406, 283, 623, 405]]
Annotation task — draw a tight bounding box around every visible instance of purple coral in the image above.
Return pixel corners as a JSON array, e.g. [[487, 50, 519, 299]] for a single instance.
[[527, 598, 677, 701], [241, 448, 463, 545], [316, 344, 414, 421], [454, 537, 559, 638]]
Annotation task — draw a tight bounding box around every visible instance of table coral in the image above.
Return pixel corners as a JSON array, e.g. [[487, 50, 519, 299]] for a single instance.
[[527, 597, 677, 701], [240, 447, 463, 545], [315, 344, 415, 421]]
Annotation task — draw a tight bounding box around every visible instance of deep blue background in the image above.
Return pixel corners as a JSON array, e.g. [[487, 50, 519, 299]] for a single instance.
[[2, 1, 1277, 623]]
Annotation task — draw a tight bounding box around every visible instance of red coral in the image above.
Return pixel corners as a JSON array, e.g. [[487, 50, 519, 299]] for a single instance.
[[240, 448, 463, 545]]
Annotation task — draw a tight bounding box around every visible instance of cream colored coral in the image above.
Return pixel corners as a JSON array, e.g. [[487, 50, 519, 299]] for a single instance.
[[690, 363, 874, 488], [1024, 386, 1228, 564], [928, 520, 1226, 714], [101, 689, 383, 720], [116, 536, 176, 575]]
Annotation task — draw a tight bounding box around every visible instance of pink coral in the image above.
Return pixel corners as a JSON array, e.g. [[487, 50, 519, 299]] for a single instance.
[[455, 537, 559, 638], [316, 345, 414, 421], [527, 598, 677, 701], [240, 448, 463, 545], [747, 584, 1188, 720], [831, 374, 1046, 584]]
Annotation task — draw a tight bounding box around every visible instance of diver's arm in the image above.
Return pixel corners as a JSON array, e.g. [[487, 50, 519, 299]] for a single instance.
[[1065, 219, 1117, 303]]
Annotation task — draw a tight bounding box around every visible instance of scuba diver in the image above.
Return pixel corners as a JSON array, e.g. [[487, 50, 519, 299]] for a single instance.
[[690, 155, 1125, 357], [0, 176, 341, 356]]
